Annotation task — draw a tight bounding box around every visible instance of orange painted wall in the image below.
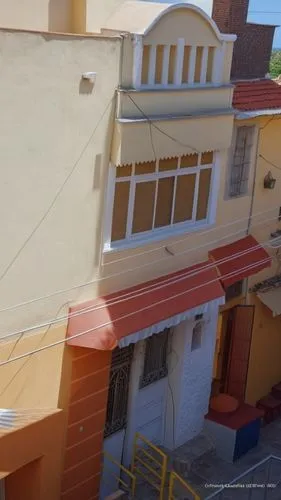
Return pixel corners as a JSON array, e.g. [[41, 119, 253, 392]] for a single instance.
[[6, 459, 41, 500], [0, 410, 64, 500], [61, 347, 111, 500]]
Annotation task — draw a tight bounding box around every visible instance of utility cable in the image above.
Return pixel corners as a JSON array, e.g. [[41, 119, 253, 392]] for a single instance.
[[0, 256, 272, 368], [0, 97, 114, 285], [125, 92, 200, 153], [0, 236, 274, 341], [259, 154, 281, 172], [0, 207, 279, 314]]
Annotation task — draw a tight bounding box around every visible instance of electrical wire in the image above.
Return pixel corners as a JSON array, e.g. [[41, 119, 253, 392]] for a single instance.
[[103, 211, 278, 267], [0, 233, 275, 340], [1, 92, 281, 314], [0, 97, 114, 285], [0, 256, 272, 368], [125, 92, 200, 153], [0, 207, 279, 315], [0, 239, 273, 341], [259, 154, 281, 171]]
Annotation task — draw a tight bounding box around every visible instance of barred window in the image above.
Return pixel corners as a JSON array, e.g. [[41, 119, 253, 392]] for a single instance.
[[229, 126, 255, 198], [140, 329, 169, 388], [104, 345, 134, 438]]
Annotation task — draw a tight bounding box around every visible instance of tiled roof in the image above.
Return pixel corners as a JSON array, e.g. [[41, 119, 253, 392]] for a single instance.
[[233, 79, 281, 111]]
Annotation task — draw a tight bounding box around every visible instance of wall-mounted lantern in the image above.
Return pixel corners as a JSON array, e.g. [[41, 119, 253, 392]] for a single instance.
[[264, 171, 276, 190]]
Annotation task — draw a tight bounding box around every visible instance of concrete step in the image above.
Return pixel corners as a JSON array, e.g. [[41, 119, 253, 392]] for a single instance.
[[104, 490, 129, 500], [162, 433, 215, 476]]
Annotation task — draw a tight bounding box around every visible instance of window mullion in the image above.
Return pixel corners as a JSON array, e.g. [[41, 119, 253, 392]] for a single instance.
[[170, 174, 178, 225], [126, 168, 136, 239], [152, 178, 159, 230], [192, 170, 201, 222]]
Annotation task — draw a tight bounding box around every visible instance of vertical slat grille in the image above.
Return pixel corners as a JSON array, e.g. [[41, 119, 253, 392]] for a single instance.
[[230, 126, 254, 197]]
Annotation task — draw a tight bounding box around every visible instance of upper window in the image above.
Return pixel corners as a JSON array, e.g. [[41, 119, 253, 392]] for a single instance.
[[109, 152, 215, 247], [228, 126, 255, 198], [140, 42, 216, 88]]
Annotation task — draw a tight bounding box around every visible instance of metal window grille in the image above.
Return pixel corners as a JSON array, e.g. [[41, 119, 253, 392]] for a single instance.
[[140, 329, 169, 388], [225, 279, 244, 302], [104, 345, 134, 438], [191, 322, 203, 351], [229, 126, 254, 197]]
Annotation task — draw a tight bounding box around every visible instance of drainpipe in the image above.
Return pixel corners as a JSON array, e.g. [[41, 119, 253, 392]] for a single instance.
[[245, 124, 261, 305]]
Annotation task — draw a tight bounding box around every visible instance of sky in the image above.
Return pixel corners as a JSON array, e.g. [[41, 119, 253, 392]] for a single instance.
[[144, 0, 281, 48]]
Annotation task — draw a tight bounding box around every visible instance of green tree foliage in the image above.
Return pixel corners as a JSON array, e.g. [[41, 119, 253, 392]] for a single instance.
[[270, 50, 281, 78]]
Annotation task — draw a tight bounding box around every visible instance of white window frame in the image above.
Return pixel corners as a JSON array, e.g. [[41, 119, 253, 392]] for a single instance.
[[103, 152, 220, 252], [226, 125, 258, 200]]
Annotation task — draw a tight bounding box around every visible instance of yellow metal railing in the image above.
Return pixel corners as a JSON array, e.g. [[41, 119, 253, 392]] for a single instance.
[[168, 470, 200, 500], [103, 450, 137, 498], [131, 432, 168, 500]]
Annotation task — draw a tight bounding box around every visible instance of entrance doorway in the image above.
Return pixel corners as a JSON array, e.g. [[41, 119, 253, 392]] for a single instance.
[[212, 305, 255, 401], [101, 329, 170, 499]]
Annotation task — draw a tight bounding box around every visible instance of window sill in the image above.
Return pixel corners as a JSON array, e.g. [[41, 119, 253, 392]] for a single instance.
[[224, 192, 250, 201], [103, 220, 213, 255], [119, 83, 234, 93]]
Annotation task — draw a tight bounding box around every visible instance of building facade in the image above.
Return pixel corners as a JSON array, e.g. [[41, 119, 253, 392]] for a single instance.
[[1, 1, 280, 499]]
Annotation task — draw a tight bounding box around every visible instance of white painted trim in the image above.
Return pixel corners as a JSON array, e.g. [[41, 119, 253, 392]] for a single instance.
[[136, 82, 232, 91], [208, 151, 221, 225], [141, 3, 232, 42], [192, 168, 200, 222], [122, 341, 145, 467], [188, 46, 197, 85], [236, 108, 281, 119], [174, 38, 185, 85], [133, 35, 143, 89], [152, 175, 159, 229], [148, 45, 157, 85], [224, 125, 258, 201], [161, 45, 170, 85], [126, 164, 136, 238], [200, 46, 209, 84], [118, 302, 216, 349], [212, 44, 225, 84], [103, 165, 116, 250]]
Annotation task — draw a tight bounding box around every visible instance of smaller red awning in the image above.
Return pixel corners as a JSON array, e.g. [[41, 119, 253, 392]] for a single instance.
[[67, 260, 224, 351], [209, 235, 271, 289]]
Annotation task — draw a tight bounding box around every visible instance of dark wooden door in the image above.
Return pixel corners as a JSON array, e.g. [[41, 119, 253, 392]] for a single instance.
[[225, 305, 255, 401]]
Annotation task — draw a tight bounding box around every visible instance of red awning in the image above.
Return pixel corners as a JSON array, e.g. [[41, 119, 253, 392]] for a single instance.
[[67, 261, 224, 351], [209, 235, 271, 289]]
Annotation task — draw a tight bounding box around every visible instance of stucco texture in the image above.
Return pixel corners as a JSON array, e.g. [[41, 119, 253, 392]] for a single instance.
[[0, 30, 121, 335]]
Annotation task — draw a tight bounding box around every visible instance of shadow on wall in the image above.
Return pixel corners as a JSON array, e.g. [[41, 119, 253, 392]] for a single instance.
[[94, 100, 117, 271], [48, 0, 71, 33]]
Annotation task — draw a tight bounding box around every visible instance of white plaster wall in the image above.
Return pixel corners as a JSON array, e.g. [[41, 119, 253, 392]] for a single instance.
[[165, 300, 220, 449]]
